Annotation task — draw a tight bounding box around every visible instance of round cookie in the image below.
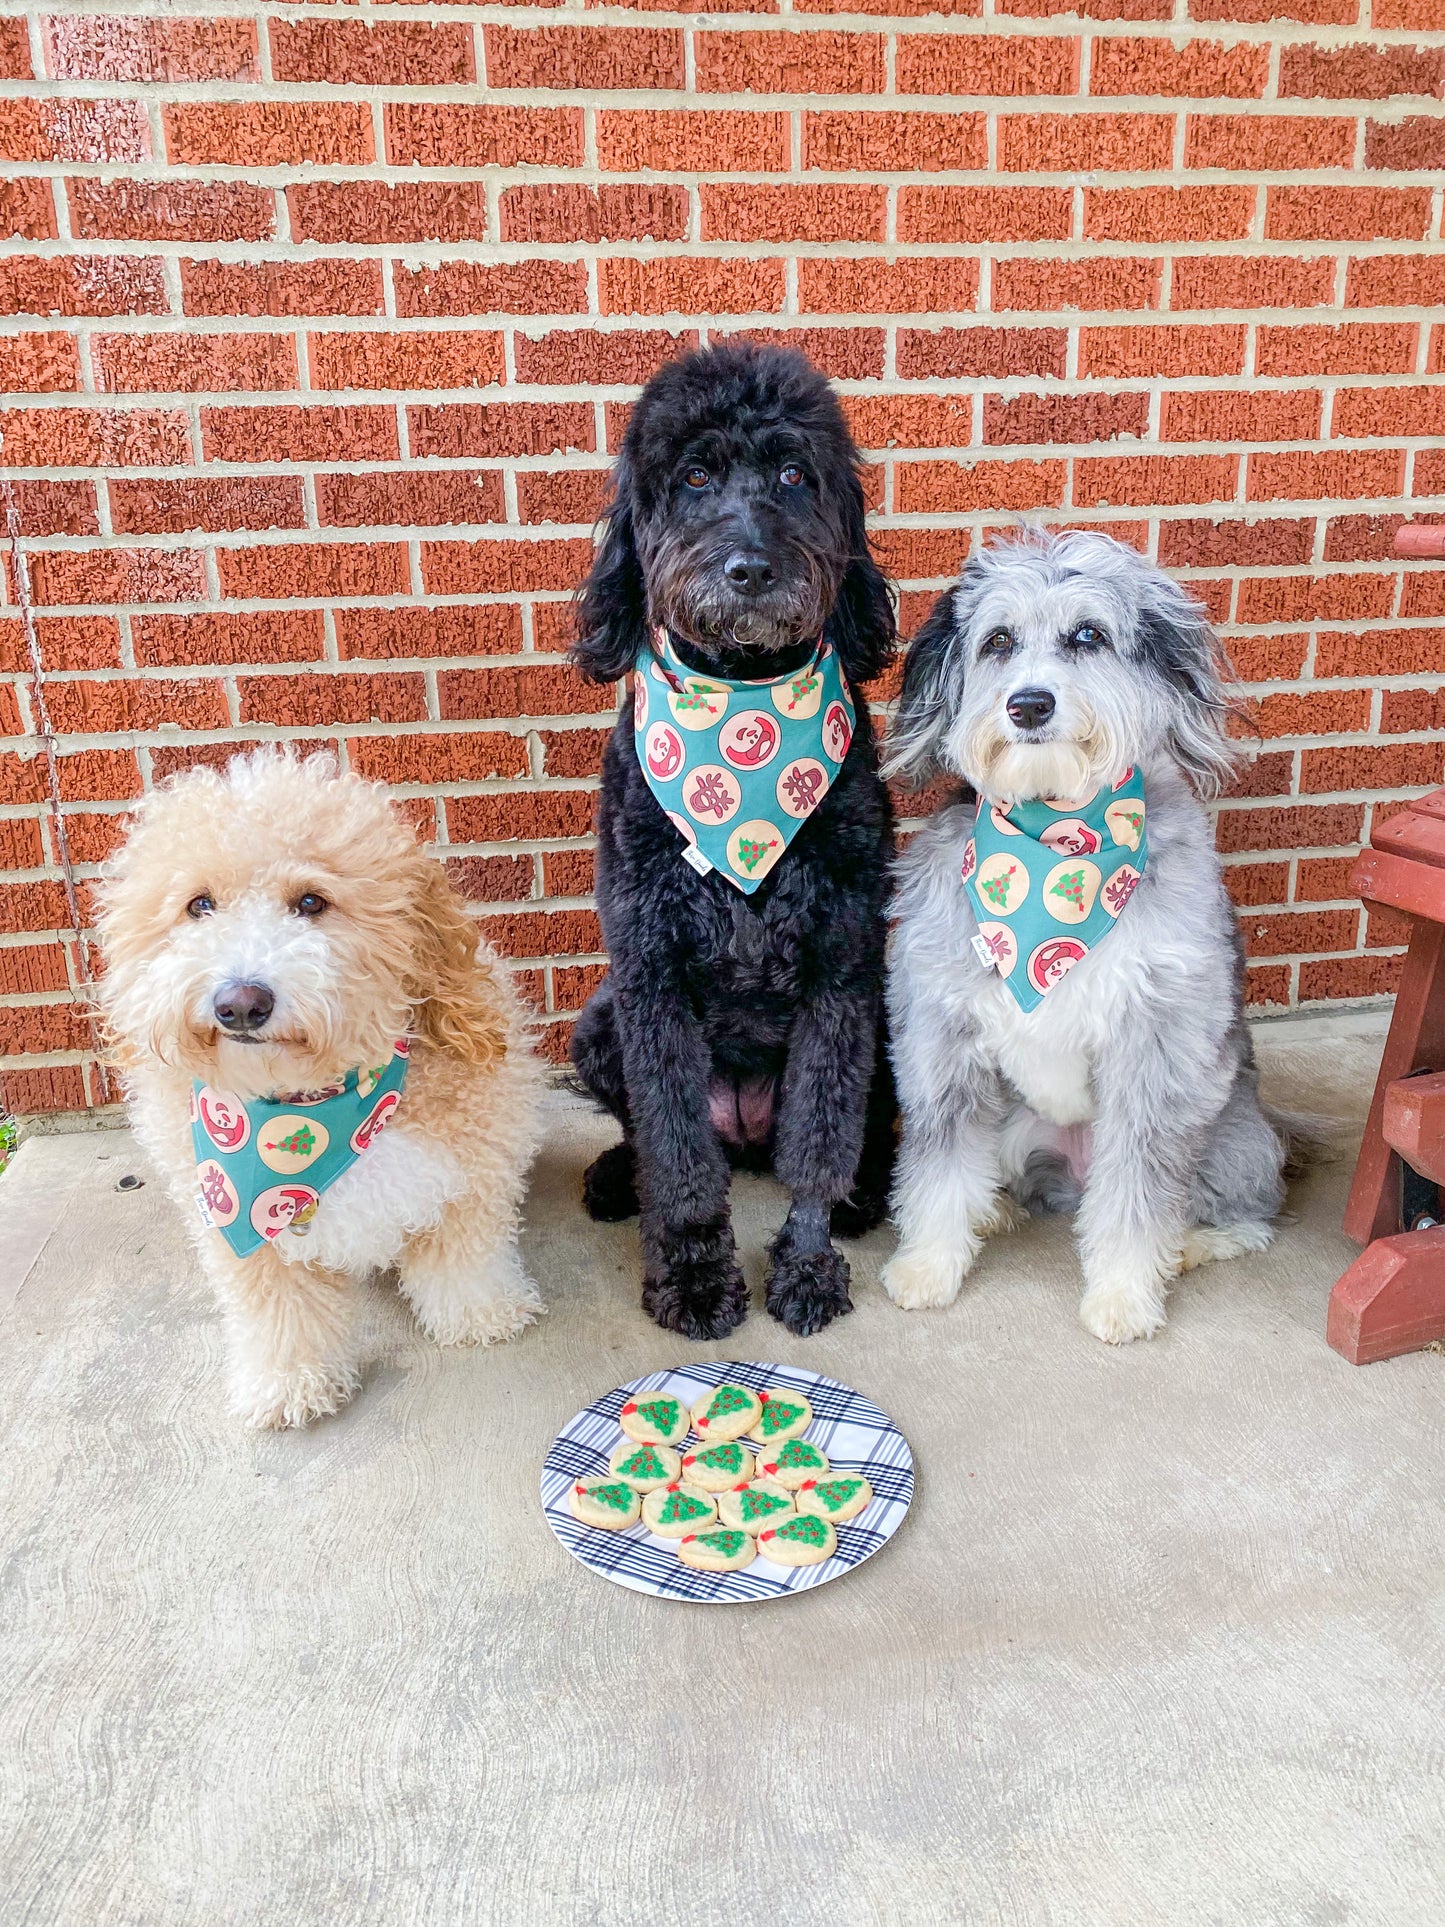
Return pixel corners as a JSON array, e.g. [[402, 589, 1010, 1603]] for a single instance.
[[618, 1392, 689, 1447], [756, 1512, 836, 1567], [677, 1527, 756, 1574], [747, 1387, 814, 1447], [756, 1436, 830, 1489], [569, 1478, 641, 1531], [690, 1382, 764, 1442], [679, 1439, 755, 1492], [607, 1440, 682, 1492], [715, 1477, 795, 1534], [794, 1473, 873, 1524], [641, 1482, 718, 1539]]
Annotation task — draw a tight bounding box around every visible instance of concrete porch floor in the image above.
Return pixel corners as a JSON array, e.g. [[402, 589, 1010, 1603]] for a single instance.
[[3, 1022, 1443, 1927]]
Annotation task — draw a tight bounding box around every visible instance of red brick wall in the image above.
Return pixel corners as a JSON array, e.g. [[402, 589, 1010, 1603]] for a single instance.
[[2, 2, 1444, 1115]]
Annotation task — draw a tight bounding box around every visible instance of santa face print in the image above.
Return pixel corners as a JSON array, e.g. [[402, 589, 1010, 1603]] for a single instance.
[[719, 710, 781, 771], [198, 1087, 250, 1152], [1027, 937, 1087, 994], [822, 700, 852, 763], [250, 1183, 320, 1243], [351, 1089, 401, 1155], [645, 721, 685, 782], [1039, 818, 1102, 858]]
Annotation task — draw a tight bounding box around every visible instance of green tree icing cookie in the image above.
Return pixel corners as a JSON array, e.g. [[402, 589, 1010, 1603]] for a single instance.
[[695, 1530, 747, 1558], [811, 1478, 864, 1514], [658, 1489, 712, 1527], [694, 1441, 744, 1475], [616, 1446, 667, 1483], [758, 1399, 805, 1438], [774, 1514, 829, 1547], [636, 1397, 680, 1433], [704, 1386, 752, 1422], [588, 1481, 638, 1515], [774, 1439, 826, 1471], [739, 1487, 790, 1524]]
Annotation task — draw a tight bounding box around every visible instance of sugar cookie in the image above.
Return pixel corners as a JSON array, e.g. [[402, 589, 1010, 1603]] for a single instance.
[[756, 1436, 830, 1488], [747, 1387, 813, 1447], [715, 1477, 794, 1533], [756, 1513, 836, 1567], [641, 1482, 718, 1538], [607, 1441, 682, 1491], [618, 1392, 689, 1447], [679, 1439, 755, 1492], [690, 1383, 764, 1441], [794, 1473, 873, 1524], [569, 1479, 641, 1530], [677, 1527, 756, 1573]]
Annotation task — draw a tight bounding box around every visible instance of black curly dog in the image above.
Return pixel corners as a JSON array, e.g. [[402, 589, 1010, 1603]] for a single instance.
[[569, 341, 897, 1340]]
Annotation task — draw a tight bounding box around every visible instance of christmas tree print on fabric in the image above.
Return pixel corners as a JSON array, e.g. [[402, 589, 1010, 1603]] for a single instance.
[[1050, 868, 1087, 914], [981, 863, 1021, 910]]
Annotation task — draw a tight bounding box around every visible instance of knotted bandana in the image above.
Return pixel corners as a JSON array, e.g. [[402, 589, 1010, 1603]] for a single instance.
[[190, 1040, 410, 1258], [633, 628, 856, 893], [963, 767, 1149, 1012]]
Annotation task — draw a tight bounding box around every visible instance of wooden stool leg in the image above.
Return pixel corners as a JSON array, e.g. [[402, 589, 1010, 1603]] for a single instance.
[[1343, 918, 1445, 1245], [1327, 1226, 1445, 1364]]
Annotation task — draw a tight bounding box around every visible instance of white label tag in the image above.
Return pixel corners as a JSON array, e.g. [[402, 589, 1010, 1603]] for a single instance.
[[681, 844, 712, 875], [194, 1191, 214, 1228], [971, 933, 999, 972]]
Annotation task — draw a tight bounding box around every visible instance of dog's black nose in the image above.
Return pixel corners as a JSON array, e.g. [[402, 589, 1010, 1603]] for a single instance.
[[213, 982, 275, 1033], [1006, 687, 1056, 730], [723, 551, 775, 595]]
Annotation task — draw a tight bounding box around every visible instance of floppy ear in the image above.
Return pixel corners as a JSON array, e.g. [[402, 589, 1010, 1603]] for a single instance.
[[827, 470, 897, 684], [881, 588, 963, 786], [403, 857, 509, 1068], [1136, 575, 1243, 800], [572, 459, 647, 685]]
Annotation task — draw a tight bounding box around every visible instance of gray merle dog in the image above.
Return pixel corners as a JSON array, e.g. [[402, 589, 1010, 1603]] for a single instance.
[[569, 342, 897, 1340], [882, 530, 1295, 1345]]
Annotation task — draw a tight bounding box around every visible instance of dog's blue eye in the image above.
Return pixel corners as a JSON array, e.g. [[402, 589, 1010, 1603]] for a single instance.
[[684, 467, 710, 490], [1068, 624, 1108, 650], [186, 894, 214, 919], [779, 464, 804, 487], [293, 893, 328, 918]]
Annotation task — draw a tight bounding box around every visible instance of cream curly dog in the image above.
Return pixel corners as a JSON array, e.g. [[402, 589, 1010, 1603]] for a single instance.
[[98, 750, 543, 1429]]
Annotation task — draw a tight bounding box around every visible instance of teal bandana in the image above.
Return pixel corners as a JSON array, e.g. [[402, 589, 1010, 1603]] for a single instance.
[[963, 767, 1149, 1012], [632, 629, 856, 892], [190, 1040, 410, 1258]]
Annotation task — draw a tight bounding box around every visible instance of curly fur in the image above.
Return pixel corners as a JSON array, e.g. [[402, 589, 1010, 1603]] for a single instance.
[[97, 749, 543, 1429], [570, 341, 898, 1340]]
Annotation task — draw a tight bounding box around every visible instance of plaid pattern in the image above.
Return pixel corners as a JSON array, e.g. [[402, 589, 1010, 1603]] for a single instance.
[[541, 1360, 914, 1605]]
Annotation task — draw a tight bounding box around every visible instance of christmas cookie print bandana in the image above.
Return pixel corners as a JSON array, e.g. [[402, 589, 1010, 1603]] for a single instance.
[[962, 767, 1149, 1013], [633, 628, 856, 894], [190, 1040, 410, 1258]]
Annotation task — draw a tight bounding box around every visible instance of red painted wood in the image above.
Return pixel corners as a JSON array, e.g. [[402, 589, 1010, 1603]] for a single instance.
[[1352, 852, 1445, 924], [1394, 526, 1445, 559], [1343, 919, 1445, 1244], [1327, 1227, 1445, 1363], [1382, 1069, 1445, 1184]]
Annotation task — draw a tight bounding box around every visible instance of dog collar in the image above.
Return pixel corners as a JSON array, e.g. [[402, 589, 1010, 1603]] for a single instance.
[[632, 627, 856, 892], [962, 769, 1148, 1011], [190, 1040, 410, 1258]]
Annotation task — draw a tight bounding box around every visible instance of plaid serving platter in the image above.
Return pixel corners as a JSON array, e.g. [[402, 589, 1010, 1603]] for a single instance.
[[540, 1358, 914, 1604]]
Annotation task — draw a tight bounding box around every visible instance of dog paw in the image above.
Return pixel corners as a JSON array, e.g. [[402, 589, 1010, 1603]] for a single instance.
[[583, 1143, 639, 1223], [418, 1285, 542, 1349], [232, 1364, 359, 1431], [830, 1189, 889, 1239], [1178, 1219, 1275, 1273], [1078, 1280, 1167, 1345], [765, 1243, 853, 1337], [642, 1256, 748, 1341], [880, 1244, 967, 1311]]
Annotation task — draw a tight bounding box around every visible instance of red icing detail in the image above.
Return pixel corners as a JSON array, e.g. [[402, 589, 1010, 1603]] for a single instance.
[[622, 1402, 636, 1415], [763, 1462, 777, 1475], [696, 1416, 709, 1429], [801, 1479, 816, 1489], [758, 1392, 768, 1401], [666, 1481, 679, 1490], [682, 1535, 696, 1543], [574, 1484, 585, 1495], [760, 1530, 775, 1541]]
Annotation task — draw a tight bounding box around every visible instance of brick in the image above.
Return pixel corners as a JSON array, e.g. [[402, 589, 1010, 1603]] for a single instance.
[[0, 817, 45, 869], [318, 470, 504, 530], [409, 403, 593, 460], [1080, 325, 1245, 378], [0, 16, 30, 77], [0, 1002, 96, 1056], [598, 111, 788, 173], [501, 184, 687, 246], [602, 257, 785, 317], [997, 113, 1174, 172], [516, 470, 608, 526], [1300, 955, 1402, 1001], [1085, 187, 1255, 242], [480, 908, 602, 962], [109, 477, 306, 536], [1256, 322, 1416, 377], [0, 97, 149, 163], [696, 30, 884, 95], [1239, 576, 1395, 625], [1225, 632, 1311, 679], [68, 180, 273, 245], [26, 547, 206, 608], [422, 539, 593, 598], [1215, 802, 1362, 853], [0, 942, 70, 996], [895, 34, 1076, 96], [1076, 454, 1238, 507], [386, 104, 582, 171], [181, 259, 383, 320], [1004, 0, 1172, 14], [1247, 448, 1404, 502], [1, 1066, 90, 1115], [1300, 742, 1443, 792], [271, 20, 473, 87], [798, 258, 979, 316], [1192, 0, 1357, 18], [238, 672, 425, 728], [396, 262, 587, 321], [551, 964, 607, 1014], [450, 792, 594, 843], [513, 329, 695, 387], [487, 26, 683, 91], [868, 527, 973, 581], [1380, 687, 1445, 734], [1374, 0, 1445, 21], [701, 184, 886, 244], [1255, 689, 1371, 737], [0, 408, 190, 469], [993, 257, 1160, 313], [92, 332, 296, 395], [202, 406, 398, 465], [1319, 625, 1440, 679], [1417, 449, 1445, 495], [1332, 386, 1445, 439], [1280, 45, 1445, 101], [0, 482, 98, 540], [1295, 855, 1357, 900], [1185, 114, 1356, 170], [310, 331, 503, 394], [45, 15, 257, 82], [1364, 118, 1445, 172], [217, 542, 408, 602], [845, 394, 976, 450], [0, 879, 71, 932], [1161, 391, 1321, 442], [1240, 908, 1359, 956], [803, 111, 986, 171], [899, 186, 1073, 245], [1244, 964, 1292, 1006], [0, 332, 81, 392], [438, 662, 613, 719], [288, 183, 490, 247], [540, 731, 611, 780], [895, 459, 1065, 512], [984, 392, 1148, 446], [0, 179, 55, 240], [442, 856, 533, 906], [1266, 187, 1431, 242], [354, 736, 529, 786], [896, 327, 1066, 379], [0, 256, 168, 318], [1170, 256, 1335, 311], [336, 606, 523, 661], [165, 101, 372, 168], [43, 677, 227, 734], [134, 610, 324, 669], [1347, 255, 1445, 309], [1091, 36, 1269, 96], [1323, 513, 1416, 562]]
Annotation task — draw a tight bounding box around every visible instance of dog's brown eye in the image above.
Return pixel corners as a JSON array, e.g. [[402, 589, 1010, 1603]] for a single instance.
[[981, 630, 1014, 658], [684, 466, 710, 490], [294, 893, 328, 918], [186, 894, 214, 919], [779, 464, 804, 487]]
